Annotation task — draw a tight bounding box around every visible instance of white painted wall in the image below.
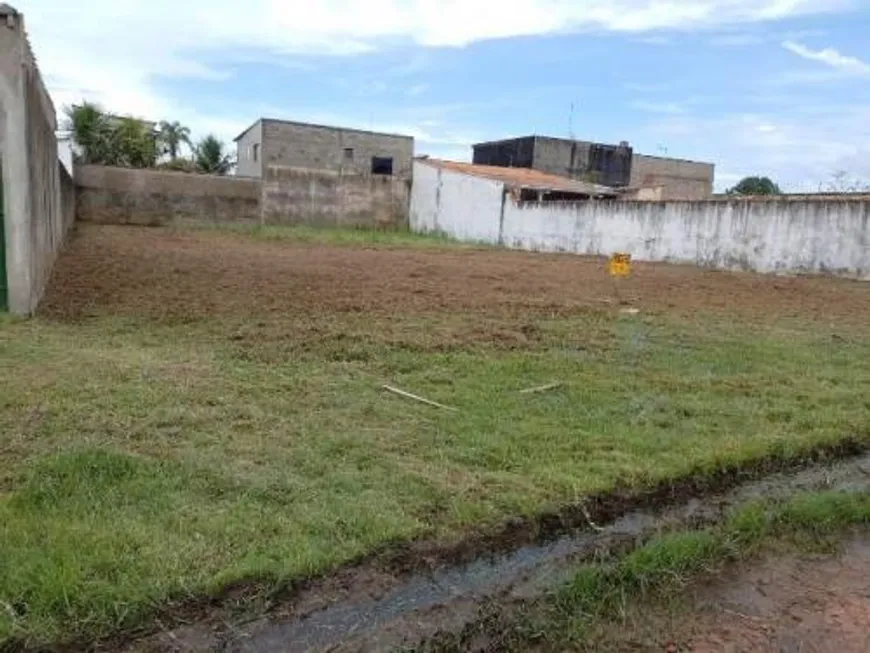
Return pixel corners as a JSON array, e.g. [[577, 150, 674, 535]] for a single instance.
[[411, 160, 503, 243], [503, 200, 870, 278], [410, 160, 870, 279]]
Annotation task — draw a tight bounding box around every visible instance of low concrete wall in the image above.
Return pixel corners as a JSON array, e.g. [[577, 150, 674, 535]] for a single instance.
[[262, 165, 409, 228], [411, 160, 870, 279], [75, 165, 261, 226]]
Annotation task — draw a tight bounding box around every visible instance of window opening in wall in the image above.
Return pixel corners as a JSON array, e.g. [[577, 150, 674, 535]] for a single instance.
[[371, 156, 393, 175], [252, 143, 259, 162], [344, 147, 354, 160]]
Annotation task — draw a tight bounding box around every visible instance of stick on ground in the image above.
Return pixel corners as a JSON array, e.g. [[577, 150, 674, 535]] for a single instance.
[[382, 385, 458, 412], [518, 382, 564, 395]]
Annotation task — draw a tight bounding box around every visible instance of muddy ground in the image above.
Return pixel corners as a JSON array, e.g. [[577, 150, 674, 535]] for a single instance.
[[41, 225, 870, 328]]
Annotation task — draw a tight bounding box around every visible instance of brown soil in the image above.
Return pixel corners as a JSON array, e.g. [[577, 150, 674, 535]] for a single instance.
[[40, 225, 870, 327], [669, 537, 870, 653]]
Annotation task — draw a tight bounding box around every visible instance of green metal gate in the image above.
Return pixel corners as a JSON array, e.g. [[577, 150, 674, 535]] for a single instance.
[[0, 163, 7, 312]]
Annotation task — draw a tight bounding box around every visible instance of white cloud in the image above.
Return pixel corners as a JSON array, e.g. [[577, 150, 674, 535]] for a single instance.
[[631, 100, 686, 115], [782, 40, 870, 76], [20, 0, 852, 140], [406, 83, 429, 97]]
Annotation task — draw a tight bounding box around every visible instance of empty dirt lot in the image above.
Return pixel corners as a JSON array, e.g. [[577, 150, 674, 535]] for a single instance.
[[4, 223, 870, 651], [42, 224, 870, 326]]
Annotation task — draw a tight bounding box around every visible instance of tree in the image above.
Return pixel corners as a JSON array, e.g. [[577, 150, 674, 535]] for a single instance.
[[65, 103, 158, 168], [726, 176, 782, 196], [113, 117, 159, 169], [158, 121, 192, 159], [65, 102, 115, 165], [194, 135, 234, 175]]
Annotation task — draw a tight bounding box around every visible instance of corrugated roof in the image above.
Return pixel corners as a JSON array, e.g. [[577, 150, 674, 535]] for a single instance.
[[418, 159, 618, 197]]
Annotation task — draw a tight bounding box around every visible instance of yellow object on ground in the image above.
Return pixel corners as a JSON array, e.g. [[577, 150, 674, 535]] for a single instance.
[[608, 253, 632, 278]]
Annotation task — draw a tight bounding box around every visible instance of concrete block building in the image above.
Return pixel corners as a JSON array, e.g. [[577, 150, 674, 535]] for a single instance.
[[629, 153, 715, 201], [235, 119, 414, 180], [473, 136, 634, 188], [473, 136, 714, 200]]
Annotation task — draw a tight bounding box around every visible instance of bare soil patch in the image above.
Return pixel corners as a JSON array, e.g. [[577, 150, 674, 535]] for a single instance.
[[672, 538, 870, 653], [41, 225, 870, 327]]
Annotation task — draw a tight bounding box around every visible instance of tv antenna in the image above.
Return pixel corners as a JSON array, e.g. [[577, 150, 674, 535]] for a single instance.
[[568, 102, 576, 140]]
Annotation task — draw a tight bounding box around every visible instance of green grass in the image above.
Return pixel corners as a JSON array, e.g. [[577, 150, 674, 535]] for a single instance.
[[2, 241, 870, 646], [559, 491, 870, 619], [193, 223, 478, 248]]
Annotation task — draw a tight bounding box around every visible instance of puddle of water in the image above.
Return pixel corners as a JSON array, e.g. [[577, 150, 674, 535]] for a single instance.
[[176, 455, 870, 653]]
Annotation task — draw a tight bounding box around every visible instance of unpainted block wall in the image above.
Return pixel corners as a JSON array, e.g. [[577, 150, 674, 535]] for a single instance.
[[630, 154, 714, 200], [235, 120, 263, 178], [75, 165, 261, 226], [261, 165, 409, 228], [262, 120, 414, 179]]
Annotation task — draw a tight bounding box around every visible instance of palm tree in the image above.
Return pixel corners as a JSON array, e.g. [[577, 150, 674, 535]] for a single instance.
[[65, 102, 115, 165], [194, 135, 234, 175], [158, 121, 192, 159]]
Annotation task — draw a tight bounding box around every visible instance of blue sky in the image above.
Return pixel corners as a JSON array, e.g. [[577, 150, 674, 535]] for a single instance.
[[23, 0, 870, 190]]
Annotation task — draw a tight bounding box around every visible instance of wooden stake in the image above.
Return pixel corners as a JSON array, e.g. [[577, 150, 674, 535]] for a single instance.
[[518, 382, 564, 395], [382, 385, 458, 412]]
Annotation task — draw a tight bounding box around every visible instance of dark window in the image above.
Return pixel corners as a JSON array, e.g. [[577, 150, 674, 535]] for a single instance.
[[371, 156, 393, 175], [252, 143, 259, 162], [344, 147, 354, 160]]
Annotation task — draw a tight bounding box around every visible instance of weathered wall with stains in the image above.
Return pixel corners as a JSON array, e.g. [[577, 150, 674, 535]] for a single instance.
[[76, 165, 261, 226], [506, 199, 870, 278], [410, 161, 870, 279], [262, 165, 409, 228], [0, 6, 72, 314]]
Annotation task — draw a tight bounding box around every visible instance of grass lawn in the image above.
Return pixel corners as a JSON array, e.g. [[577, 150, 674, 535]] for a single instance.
[[2, 225, 870, 646]]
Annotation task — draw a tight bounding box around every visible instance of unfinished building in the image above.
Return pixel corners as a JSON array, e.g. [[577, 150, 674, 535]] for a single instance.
[[472, 136, 714, 200], [235, 119, 414, 180]]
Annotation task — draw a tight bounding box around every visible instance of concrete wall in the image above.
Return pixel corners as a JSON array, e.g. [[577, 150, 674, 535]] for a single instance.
[[75, 165, 261, 226], [262, 165, 409, 228], [235, 120, 263, 179], [630, 154, 714, 200], [410, 160, 870, 279], [0, 6, 72, 314], [262, 120, 414, 180], [411, 160, 504, 242]]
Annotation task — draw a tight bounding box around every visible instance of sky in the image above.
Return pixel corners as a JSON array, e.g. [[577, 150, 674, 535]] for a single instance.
[[20, 0, 870, 191]]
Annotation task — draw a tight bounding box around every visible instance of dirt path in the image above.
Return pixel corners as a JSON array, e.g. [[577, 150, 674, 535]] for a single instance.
[[677, 539, 870, 653], [41, 225, 870, 327]]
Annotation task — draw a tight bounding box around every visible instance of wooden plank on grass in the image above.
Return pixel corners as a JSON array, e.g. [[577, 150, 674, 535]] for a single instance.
[[382, 385, 458, 412]]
